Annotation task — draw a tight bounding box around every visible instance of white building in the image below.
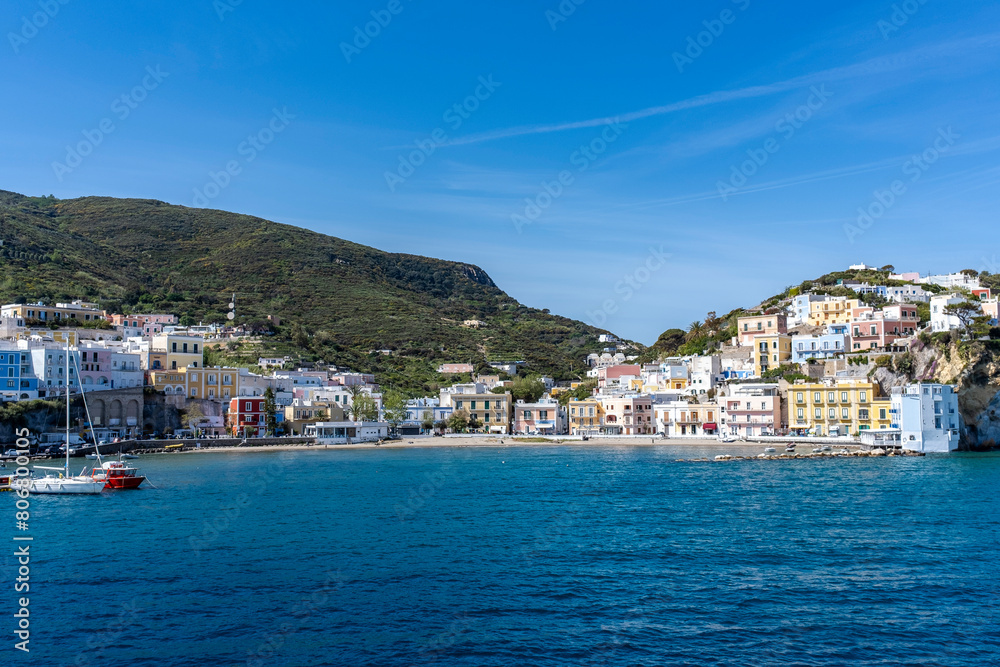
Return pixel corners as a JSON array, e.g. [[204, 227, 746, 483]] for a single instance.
[[891, 383, 960, 452], [929, 294, 966, 332], [27, 344, 81, 396], [110, 351, 143, 389], [917, 272, 980, 290], [686, 355, 722, 395], [653, 400, 722, 437], [305, 421, 389, 444]]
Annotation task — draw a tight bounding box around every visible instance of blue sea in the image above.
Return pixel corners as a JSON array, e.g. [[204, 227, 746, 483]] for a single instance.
[[8, 444, 1000, 666]]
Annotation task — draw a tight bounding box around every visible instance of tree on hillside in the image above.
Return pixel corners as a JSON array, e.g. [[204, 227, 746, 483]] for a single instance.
[[685, 321, 704, 341], [382, 389, 408, 434], [510, 376, 545, 403], [182, 403, 206, 433], [944, 301, 990, 339], [448, 409, 470, 433], [263, 387, 278, 435], [880, 265, 895, 273]]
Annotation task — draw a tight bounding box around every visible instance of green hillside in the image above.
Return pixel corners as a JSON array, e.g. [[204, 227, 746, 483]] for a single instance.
[[0, 190, 626, 392]]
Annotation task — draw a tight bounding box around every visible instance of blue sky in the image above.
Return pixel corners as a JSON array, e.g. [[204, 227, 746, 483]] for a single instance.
[[2, 1, 999, 344]]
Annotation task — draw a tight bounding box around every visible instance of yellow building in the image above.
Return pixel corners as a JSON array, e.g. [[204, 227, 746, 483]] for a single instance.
[[788, 380, 893, 436], [568, 398, 605, 435], [151, 334, 204, 370], [807, 297, 861, 327], [284, 400, 345, 435], [754, 334, 792, 376], [2, 301, 105, 323], [451, 392, 511, 434], [17, 329, 80, 346], [150, 366, 240, 399]]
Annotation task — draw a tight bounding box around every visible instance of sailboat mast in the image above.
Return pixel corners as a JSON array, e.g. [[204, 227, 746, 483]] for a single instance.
[[65, 339, 70, 477]]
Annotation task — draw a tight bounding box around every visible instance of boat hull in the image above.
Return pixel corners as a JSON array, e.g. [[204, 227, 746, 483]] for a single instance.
[[30, 478, 105, 494], [104, 476, 145, 490]]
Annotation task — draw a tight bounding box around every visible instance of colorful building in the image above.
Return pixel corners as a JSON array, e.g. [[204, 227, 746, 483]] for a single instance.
[[737, 314, 788, 345], [1, 300, 105, 323], [513, 398, 566, 434], [722, 384, 781, 437], [807, 297, 861, 327], [107, 313, 178, 335], [150, 334, 204, 370], [150, 366, 241, 399], [788, 380, 892, 436], [450, 392, 511, 434], [228, 396, 267, 436], [753, 334, 792, 376], [568, 398, 604, 435], [600, 395, 654, 435], [849, 304, 918, 350], [0, 345, 37, 401]]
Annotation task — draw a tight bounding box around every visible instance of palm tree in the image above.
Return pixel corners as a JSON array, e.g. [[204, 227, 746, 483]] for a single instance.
[[686, 321, 703, 341]]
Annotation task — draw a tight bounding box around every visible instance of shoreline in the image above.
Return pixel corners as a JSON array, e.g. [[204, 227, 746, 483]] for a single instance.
[[162, 437, 863, 454]]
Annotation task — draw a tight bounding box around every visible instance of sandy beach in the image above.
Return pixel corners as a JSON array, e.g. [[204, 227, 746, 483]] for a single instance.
[[169, 436, 831, 454]]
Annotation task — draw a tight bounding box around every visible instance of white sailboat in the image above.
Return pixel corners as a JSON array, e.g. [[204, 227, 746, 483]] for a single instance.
[[30, 343, 104, 495]]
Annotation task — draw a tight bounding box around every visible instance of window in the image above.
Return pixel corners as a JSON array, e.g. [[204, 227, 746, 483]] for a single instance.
[[842, 408, 849, 419], [523, 411, 530, 420], [879, 408, 887, 420], [797, 408, 804, 419], [829, 408, 836, 419], [860, 391, 867, 402], [841, 392, 849, 403], [814, 392, 821, 403], [484, 400, 490, 410], [796, 392, 804, 403], [828, 392, 835, 403], [815, 408, 822, 418], [540, 410, 548, 419]]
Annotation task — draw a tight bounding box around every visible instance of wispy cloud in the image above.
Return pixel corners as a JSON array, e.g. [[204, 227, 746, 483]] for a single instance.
[[443, 33, 1000, 147], [614, 133, 1000, 211]]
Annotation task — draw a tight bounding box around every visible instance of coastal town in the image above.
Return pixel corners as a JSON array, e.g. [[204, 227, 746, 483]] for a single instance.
[[1, 265, 995, 453]]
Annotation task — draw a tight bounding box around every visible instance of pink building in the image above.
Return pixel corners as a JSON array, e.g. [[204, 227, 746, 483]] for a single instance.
[[600, 395, 653, 435], [108, 313, 178, 335], [850, 305, 918, 350], [723, 385, 781, 437], [598, 364, 641, 390], [437, 363, 474, 374], [78, 346, 113, 388], [513, 399, 565, 434]]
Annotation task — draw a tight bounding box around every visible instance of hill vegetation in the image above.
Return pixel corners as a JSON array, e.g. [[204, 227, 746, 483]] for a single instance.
[[0, 190, 625, 392]]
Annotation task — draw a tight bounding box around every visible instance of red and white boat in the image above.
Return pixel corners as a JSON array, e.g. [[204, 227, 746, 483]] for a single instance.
[[93, 460, 145, 490]]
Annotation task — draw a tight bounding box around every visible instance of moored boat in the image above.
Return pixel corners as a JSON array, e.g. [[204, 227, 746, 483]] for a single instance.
[[92, 460, 145, 490], [29, 342, 104, 496]]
